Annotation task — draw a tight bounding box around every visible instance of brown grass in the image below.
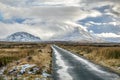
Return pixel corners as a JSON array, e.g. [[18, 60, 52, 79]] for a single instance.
[[0, 48, 37, 67], [0, 42, 52, 80]]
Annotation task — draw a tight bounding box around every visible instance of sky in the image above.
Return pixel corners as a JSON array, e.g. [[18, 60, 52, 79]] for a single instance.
[[0, 0, 120, 41]]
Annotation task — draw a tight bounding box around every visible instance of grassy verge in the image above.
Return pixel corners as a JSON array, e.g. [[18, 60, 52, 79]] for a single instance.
[[0, 42, 52, 80]]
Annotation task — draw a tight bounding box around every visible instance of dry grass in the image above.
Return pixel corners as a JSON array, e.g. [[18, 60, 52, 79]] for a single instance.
[[31, 45, 52, 74], [59, 44, 120, 73], [0, 43, 48, 66], [0, 42, 52, 80]]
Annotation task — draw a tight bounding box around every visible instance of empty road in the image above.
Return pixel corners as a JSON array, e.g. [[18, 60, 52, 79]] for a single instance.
[[52, 45, 120, 80]]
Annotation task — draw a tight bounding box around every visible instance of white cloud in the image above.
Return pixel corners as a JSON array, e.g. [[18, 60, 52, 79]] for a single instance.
[[0, 0, 120, 41], [0, 22, 57, 40], [0, 21, 87, 40], [0, 22, 40, 38], [96, 33, 120, 38], [86, 21, 120, 26], [0, 0, 81, 7], [0, 1, 102, 21], [0, 2, 80, 21], [0, 2, 28, 19]]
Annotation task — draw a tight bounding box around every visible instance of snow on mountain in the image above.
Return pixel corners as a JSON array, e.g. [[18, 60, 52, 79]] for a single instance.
[[102, 37, 120, 43], [6, 32, 41, 42], [51, 27, 103, 42]]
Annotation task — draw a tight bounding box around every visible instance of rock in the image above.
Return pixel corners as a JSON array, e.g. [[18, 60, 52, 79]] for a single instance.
[[118, 67, 120, 70], [27, 56, 32, 61], [42, 71, 51, 78], [8, 67, 17, 75], [28, 66, 41, 74], [19, 64, 35, 75], [7, 64, 36, 75]]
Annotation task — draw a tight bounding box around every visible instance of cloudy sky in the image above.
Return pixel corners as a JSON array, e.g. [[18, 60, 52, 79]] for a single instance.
[[0, 0, 120, 41]]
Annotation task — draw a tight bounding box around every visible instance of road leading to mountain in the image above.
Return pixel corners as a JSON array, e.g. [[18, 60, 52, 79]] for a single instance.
[[52, 45, 120, 80]]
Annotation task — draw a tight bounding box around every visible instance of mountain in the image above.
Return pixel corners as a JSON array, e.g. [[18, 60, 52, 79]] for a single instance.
[[6, 32, 41, 42], [103, 37, 120, 43], [51, 27, 103, 42]]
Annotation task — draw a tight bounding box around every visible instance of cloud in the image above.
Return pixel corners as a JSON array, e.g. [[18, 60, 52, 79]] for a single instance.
[[0, 22, 60, 40], [0, 0, 81, 7], [0, 22, 39, 38], [0, 2, 78, 21], [79, 0, 120, 18], [0, 1, 102, 21], [0, 0, 120, 42], [0, 21, 87, 40], [86, 21, 120, 26], [96, 32, 120, 38]]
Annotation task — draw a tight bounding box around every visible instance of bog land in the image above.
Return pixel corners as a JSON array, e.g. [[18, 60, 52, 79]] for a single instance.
[[0, 41, 120, 80]]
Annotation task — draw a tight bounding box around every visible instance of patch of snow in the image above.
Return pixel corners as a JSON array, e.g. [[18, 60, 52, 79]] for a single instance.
[[35, 78, 41, 80], [51, 27, 103, 42], [19, 64, 36, 74], [42, 72, 51, 78], [8, 64, 36, 75], [118, 67, 120, 70], [6, 32, 41, 42], [52, 46, 73, 80], [0, 67, 6, 75]]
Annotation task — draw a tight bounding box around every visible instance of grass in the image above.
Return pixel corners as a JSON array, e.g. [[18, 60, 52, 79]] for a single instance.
[[1, 42, 120, 79], [0, 48, 37, 67], [0, 76, 4, 80], [0, 42, 52, 80], [58, 44, 120, 73]]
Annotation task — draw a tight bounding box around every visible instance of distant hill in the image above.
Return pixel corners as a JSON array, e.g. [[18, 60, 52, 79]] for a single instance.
[[6, 32, 41, 42], [51, 27, 103, 42]]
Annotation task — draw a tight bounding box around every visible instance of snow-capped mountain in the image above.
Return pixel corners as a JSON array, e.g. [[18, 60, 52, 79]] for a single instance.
[[51, 27, 103, 42], [6, 32, 41, 42], [102, 37, 120, 43]]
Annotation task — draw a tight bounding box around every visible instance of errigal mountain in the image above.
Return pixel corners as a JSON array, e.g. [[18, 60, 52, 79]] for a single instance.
[[6, 32, 41, 42], [51, 27, 102, 42]]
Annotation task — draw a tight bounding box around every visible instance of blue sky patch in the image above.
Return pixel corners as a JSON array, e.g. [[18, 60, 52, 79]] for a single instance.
[[79, 15, 113, 23], [0, 12, 3, 21], [95, 5, 110, 13], [12, 18, 26, 23]]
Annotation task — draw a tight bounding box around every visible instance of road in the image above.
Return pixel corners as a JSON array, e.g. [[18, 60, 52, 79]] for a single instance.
[[52, 45, 120, 80]]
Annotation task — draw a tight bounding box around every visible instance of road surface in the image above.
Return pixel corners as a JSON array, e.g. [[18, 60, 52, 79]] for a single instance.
[[52, 45, 120, 80]]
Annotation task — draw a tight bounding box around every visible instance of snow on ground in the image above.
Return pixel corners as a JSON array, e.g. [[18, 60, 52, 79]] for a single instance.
[[0, 67, 6, 75], [52, 46, 73, 80], [19, 64, 36, 74]]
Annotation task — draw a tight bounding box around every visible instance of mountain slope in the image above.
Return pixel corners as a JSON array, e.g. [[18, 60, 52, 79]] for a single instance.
[[103, 37, 120, 42], [6, 32, 41, 42], [52, 27, 102, 42]]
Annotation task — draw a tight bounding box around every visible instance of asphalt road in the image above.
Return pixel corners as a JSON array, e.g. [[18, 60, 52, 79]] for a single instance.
[[52, 45, 120, 80]]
